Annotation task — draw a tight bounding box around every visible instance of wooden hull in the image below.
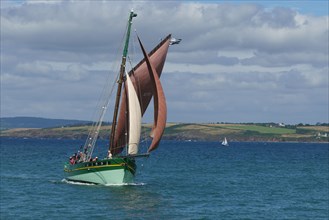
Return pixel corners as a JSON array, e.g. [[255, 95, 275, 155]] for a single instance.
[[64, 157, 136, 185]]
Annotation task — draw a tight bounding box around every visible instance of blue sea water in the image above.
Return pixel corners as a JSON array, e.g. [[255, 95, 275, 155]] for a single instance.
[[0, 138, 328, 219]]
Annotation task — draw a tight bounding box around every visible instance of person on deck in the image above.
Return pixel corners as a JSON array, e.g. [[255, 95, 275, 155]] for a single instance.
[[107, 150, 112, 159], [77, 151, 81, 161], [69, 157, 75, 165], [78, 151, 85, 162]]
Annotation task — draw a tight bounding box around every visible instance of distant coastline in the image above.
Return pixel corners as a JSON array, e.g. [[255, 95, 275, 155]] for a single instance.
[[1, 117, 328, 143]]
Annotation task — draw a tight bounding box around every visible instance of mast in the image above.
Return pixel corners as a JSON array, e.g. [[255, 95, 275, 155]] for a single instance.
[[109, 10, 137, 153]]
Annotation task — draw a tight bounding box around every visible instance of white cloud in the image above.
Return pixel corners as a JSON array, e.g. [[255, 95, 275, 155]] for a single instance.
[[15, 61, 52, 76], [1, 1, 328, 124]]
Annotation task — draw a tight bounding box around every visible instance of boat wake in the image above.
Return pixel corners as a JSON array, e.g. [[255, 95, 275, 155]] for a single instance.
[[61, 179, 97, 186], [61, 179, 146, 187], [103, 182, 146, 187]]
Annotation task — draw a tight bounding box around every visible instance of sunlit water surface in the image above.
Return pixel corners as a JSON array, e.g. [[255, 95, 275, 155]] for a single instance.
[[1, 138, 328, 219]]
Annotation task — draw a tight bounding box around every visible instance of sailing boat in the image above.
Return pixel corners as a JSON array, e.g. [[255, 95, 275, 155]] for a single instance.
[[221, 137, 229, 146], [64, 10, 174, 185]]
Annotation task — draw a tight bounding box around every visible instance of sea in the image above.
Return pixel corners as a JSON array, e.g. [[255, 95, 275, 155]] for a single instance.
[[0, 138, 328, 220]]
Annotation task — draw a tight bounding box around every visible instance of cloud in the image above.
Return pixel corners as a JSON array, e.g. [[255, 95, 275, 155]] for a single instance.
[[15, 61, 52, 76], [1, 1, 328, 124]]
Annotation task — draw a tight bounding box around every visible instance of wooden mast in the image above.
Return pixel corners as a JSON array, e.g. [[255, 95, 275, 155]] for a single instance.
[[109, 10, 137, 154]]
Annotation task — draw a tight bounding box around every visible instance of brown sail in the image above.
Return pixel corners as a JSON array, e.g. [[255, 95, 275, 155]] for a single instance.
[[137, 36, 167, 152], [111, 34, 171, 155]]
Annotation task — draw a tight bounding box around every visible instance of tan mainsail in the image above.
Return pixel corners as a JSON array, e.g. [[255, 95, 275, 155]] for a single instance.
[[111, 35, 171, 155], [126, 73, 142, 155]]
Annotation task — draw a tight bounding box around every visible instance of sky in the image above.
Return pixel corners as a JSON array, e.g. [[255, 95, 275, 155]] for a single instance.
[[1, 0, 328, 124]]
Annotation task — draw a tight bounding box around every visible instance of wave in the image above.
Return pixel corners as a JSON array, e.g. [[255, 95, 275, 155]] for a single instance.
[[1, 173, 44, 181]]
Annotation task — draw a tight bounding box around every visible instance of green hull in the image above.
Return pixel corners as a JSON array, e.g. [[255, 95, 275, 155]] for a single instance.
[[64, 157, 136, 185]]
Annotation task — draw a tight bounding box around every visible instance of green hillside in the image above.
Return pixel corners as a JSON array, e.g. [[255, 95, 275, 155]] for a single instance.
[[1, 123, 328, 142], [0, 117, 92, 129]]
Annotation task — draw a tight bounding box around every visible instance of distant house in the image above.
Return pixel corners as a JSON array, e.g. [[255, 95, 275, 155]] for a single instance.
[[317, 132, 328, 138], [278, 123, 285, 127]]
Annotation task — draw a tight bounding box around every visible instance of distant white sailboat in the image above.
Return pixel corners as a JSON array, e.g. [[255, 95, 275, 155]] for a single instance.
[[221, 137, 229, 146]]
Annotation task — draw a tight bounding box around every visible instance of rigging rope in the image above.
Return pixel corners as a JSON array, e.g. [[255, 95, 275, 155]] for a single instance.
[[82, 21, 130, 162]]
